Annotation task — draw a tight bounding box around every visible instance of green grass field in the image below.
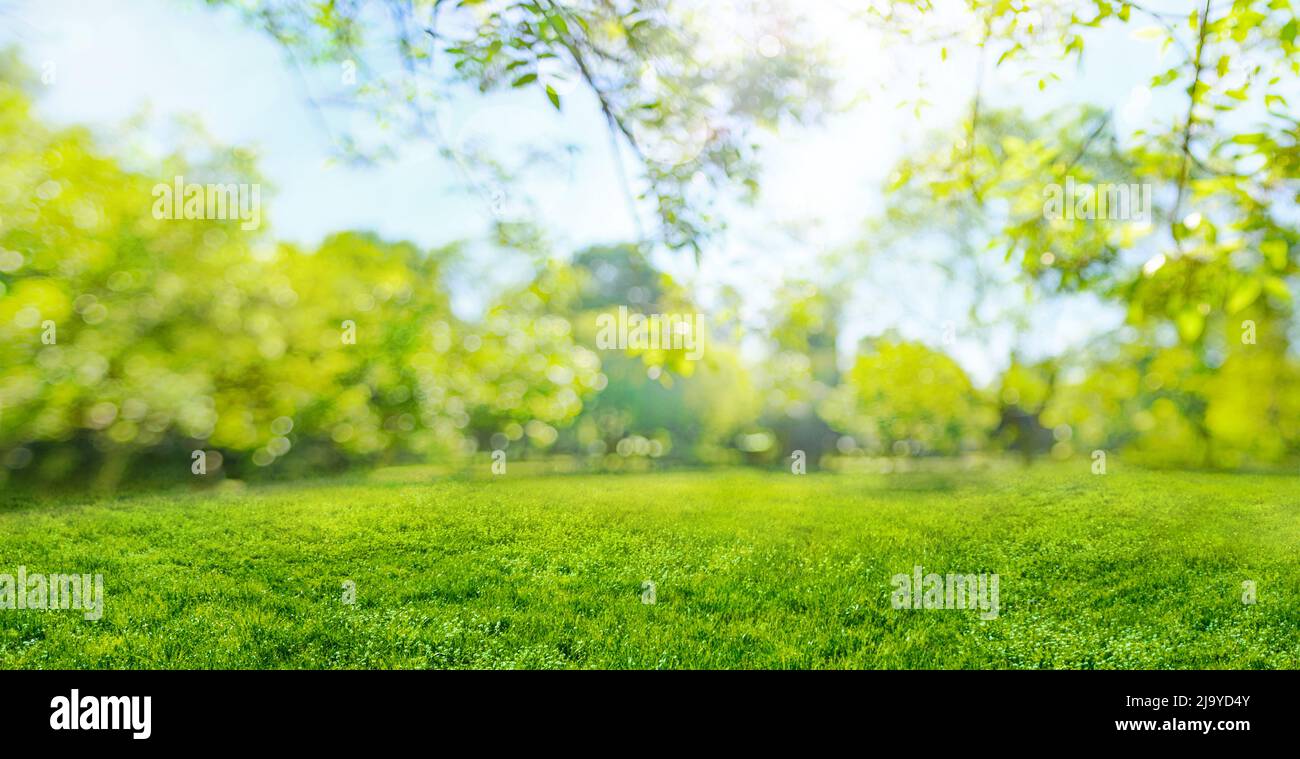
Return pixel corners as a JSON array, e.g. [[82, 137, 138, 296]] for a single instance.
[[1, 465, 1297, 669]]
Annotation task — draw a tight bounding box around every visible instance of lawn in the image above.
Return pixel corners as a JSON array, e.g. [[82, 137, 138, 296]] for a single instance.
[[0, 465, 1297, 669]]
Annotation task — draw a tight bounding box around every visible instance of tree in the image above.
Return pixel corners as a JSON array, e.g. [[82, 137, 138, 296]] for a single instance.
[[0, 51, 602, 485], [206, 0, 835, 254], [754, 279, 844, 468], [820, 336, 996, 457], [880, 1, 1297, 346]]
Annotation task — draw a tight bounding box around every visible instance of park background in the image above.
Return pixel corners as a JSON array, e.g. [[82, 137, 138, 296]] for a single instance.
[[0, 0, 1298, 668]]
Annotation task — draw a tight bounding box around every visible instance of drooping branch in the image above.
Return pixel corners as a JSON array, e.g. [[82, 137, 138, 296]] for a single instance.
[[1171, 0, 1215, 246]]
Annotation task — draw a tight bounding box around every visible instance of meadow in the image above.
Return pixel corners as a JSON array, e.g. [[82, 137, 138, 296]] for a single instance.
[[1, 465, 1297, 669]]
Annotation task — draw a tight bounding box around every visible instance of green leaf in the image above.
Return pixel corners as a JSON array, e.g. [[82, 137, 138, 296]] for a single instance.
[[1226, 279, 1261, 313], [1151, 67, 1180, 87], [1264, 276, 1292, 301], [511, 72, 538, 87], [1261, 239, 1288, 269], [1176, 308, 1205, 342], [545, 84, 561, 110]]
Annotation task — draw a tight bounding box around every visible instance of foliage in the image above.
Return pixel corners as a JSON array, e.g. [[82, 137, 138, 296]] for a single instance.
[[820, 337, 997, 456], [872, 0, 1300, 468], [208, 0, 835, 253], [0, 57, 599, 485], [7, 0, 1300, 480], [886, 0, 1299, 342]]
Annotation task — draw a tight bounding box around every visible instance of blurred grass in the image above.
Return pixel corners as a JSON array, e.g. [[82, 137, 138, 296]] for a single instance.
[[0, 465, 1297, 668]]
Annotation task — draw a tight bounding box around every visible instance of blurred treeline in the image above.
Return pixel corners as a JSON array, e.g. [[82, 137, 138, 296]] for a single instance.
[[1, 52, 1298, 489]]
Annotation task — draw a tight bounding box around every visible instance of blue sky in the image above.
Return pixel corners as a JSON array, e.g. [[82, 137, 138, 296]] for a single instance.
[[3, 0, 1198, 382]]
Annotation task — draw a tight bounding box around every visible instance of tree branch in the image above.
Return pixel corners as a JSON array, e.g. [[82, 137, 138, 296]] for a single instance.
[[1171, 0, 1214, 248]]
